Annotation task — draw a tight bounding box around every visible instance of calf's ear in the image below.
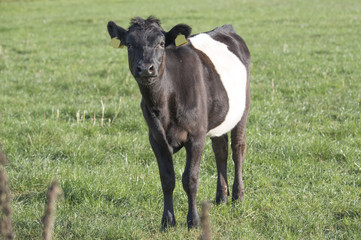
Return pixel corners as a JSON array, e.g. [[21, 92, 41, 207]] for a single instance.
[[107, 21, 127, 43], [165, 24, 192, 46]]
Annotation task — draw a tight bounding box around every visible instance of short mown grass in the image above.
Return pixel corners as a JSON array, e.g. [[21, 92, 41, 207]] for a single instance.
[[1, 0, 360, 239]]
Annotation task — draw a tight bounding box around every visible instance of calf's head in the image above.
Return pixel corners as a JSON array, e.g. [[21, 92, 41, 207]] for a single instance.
[[107, 16, 191, 85]]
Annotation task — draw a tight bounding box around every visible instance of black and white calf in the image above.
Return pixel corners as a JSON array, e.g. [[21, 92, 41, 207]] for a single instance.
[[107, 16, 250, 229]]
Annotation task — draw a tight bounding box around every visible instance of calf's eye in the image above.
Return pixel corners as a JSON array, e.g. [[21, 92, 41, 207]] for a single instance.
[[159, 41, 165, 48]]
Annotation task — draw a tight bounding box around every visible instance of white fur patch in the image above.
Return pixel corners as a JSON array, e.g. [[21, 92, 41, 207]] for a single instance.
[[189, 33, 247, 137]]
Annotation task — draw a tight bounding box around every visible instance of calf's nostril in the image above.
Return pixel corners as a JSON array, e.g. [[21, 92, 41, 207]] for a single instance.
[[148, 65, 155, 73]]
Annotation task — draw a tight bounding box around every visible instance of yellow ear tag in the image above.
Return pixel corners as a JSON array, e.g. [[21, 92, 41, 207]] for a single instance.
[[109, 37, 124, 48], [175, 34, 187, 47]]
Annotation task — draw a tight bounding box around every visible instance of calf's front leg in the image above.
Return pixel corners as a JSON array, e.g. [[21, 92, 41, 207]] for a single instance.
[[149, 133, 176, 228], [182, 135, 206, 229]]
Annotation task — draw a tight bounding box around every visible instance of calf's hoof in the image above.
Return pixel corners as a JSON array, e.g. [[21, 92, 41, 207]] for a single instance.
[[232, 189, 244, 202], [215, 193, 228, 204], [232, 181, 244, 202], [216, 185, 229, 204], [187, 213, 200, 229], [161, 211, 176, 228]]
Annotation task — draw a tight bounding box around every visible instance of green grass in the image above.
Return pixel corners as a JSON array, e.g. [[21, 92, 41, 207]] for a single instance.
[[1, 0, 360, 239]]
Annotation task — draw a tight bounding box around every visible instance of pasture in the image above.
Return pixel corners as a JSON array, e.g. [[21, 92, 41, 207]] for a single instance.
[[0, 0, 360, 239]]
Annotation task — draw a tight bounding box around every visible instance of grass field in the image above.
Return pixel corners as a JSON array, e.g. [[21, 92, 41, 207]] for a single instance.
[[0, 0, 360, 239]]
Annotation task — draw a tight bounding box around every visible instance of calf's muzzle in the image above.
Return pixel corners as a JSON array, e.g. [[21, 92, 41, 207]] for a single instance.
[[136, 63, 156, 77]]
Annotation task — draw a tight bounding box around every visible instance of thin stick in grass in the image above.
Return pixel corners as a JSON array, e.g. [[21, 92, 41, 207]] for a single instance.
[[101, 99, 105, 127], [0, 144, 13, 240], [200, 201, 211, 240], [0, 166, 13, 240], [0, 143, 8, 165], [112, 96, 122, 124], [42, 179, 62, 240], [93, 112, 96, 127]]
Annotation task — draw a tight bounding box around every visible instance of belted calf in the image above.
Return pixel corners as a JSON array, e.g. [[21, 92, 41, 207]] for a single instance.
[[107, 16, 250, 229]]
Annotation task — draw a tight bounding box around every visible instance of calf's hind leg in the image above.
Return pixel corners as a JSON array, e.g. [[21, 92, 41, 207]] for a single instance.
[[211, 134, 229, 204], [231, 119, 247, 201]]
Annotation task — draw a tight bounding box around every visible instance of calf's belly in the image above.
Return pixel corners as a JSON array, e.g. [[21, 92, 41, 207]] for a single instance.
[[190, 33, 247, 137]]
